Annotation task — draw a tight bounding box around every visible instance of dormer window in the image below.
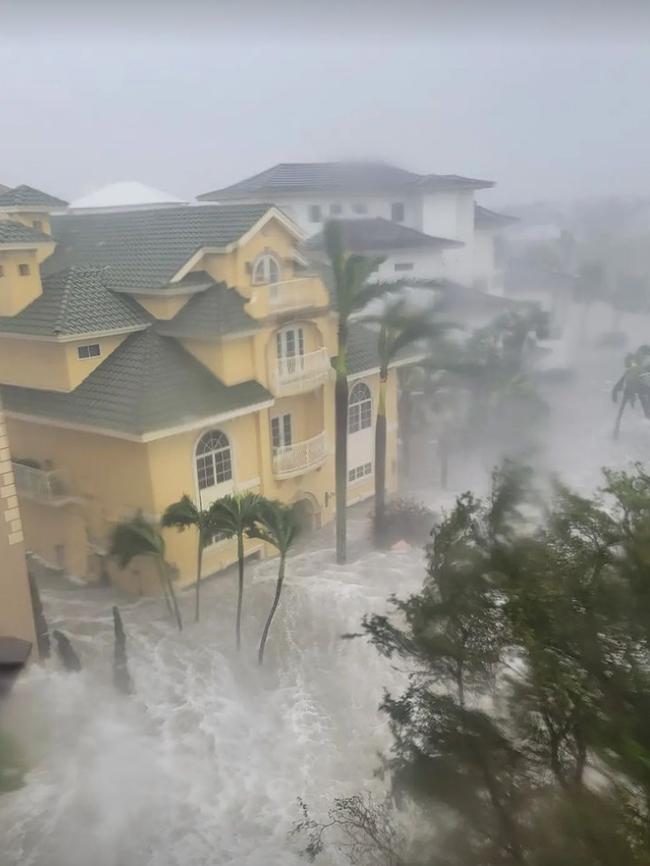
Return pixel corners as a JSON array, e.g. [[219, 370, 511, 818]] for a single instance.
[[252, 253, 280, 285]]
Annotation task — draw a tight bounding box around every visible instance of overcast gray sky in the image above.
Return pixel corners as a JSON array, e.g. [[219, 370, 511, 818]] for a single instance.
[[3, 1, 650, 208]]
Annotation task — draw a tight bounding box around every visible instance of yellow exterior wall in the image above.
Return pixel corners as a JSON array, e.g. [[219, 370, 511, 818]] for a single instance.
[[0, 338, 71, 390], [4, 417, 155, 580], [64, 333, 130, 389], [1, 212, 53, 236], [181, 334, 257, 386], [0, 332, 130, 392], [0, 404, 36, 654], [0, 249, 43, 316], [134, 294, 190, 320]]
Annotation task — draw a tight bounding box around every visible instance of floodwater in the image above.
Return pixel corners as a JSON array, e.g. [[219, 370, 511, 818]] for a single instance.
[[1, 301, 650, 866]]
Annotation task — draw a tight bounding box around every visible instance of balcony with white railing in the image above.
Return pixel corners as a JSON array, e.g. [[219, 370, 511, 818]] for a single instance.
[[12, 462, 81, 506], [272, 431, 327, 479], [247, 276, 329, 317], [270, 347, 332, 396]]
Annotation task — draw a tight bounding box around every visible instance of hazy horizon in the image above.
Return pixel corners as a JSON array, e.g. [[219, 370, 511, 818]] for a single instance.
[[3, 2, 650, 208]]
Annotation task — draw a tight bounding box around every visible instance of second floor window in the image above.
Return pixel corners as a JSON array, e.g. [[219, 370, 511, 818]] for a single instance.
[[252, 253, 280, 285], [394, 262, 414, 272], [329, 203, 342, 216], [33, 220, 43, 232], [271, 413, 292, 449], [77, 343, 101, 360], [18, 264, 30, 276], [391, 202, 405, 222], [352, 203, 368, 215], [309, 204, 322, 222], [348, 382, 372, 433], [196, 429, 232, 490]]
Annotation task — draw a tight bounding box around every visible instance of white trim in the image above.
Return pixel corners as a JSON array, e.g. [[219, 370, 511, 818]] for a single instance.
[[0, 240, 55, 251], [193, 426, 235, 506], [3, 399, 275, 443], [0, 205, 57, 214], [0, 324, 147, 343], [347, 352, 427, 382]]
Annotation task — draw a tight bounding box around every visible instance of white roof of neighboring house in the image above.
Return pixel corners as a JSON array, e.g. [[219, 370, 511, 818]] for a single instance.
[[68, 181, 187, 213]]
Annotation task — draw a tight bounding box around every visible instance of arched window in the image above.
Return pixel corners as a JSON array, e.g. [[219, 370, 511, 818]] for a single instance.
[[348, 382, 372, 433], [196, 430, 232, 490], [252, 253, 280, 285]]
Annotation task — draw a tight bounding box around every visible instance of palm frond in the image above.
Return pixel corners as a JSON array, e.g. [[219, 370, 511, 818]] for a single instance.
[[209, 492, 263, 538], [161, 494, 199, 531], [109, 513, 165, 567], [247, 499, 301, 554]]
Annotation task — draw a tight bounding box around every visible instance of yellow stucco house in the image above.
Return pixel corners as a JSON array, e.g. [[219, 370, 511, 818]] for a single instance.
[[0, 184, 413, 592]]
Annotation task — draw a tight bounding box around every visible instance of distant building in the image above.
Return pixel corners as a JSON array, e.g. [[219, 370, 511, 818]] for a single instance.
[[198, 162, 516, 292], [68, 181, 187, 214]]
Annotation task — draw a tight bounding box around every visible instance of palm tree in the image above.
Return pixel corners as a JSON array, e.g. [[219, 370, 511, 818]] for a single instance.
[[360, 297, 455, 542], [162, 494, 213, 623], [324, 220, 386, 564], [247, 500, 301, 666], [208, 492, 262, 650], [612, 345, 650, 438], [109, 513, 183, 630]]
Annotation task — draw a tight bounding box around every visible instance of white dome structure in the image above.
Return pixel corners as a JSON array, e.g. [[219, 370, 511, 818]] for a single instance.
[[68, 181, 187, 214]]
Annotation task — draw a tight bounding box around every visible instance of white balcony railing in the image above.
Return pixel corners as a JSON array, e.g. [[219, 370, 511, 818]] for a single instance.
[[270, 347, 331, 395], [272, 432, 327, 479], [267, 277, 323, 311], [12, 462, 78, 505]]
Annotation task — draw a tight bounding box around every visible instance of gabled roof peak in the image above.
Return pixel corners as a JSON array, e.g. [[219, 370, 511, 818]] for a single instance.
[[198, 160, 493, 201], [0, 184, 68, 209]]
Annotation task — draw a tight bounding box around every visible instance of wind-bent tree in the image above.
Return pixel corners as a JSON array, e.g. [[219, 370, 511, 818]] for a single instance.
[[53, 630, 82, 672], [324, 221, 385, 564], [611, 344, 650, 438], [208, 492, 262, 650], [162, 494, 214, 623], [360, 297, 454, 542], [112, 606, 133, 695], [247, 500, 300, 666], [109, 514, 183, 631]]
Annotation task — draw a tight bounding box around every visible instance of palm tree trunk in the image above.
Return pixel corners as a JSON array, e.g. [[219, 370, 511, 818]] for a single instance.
[[28, 571, 50, 659], [374, 376, 387, 546], [258, 554, 285, 666], [613, 393, 628, 439], [157, 557, 182, 631], [195, 538, 203, 624], [335, 368, 349, 564], [236, 533, 244, 650]]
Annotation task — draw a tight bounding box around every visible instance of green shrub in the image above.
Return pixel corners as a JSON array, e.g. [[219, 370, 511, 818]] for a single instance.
[[372, 497, 435, 549]]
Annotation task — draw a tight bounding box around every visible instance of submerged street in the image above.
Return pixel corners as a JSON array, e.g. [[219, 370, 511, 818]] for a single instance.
[[2, 302, 650, 866]]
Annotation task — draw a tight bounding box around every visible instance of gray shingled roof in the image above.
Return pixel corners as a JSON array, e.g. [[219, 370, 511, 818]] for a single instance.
[[0, 220, 52, 245], [45, 203, 274, 292], [158, 282, 260, 340], [198, 162, 493, 201], [343, 322, 424, 375], [0, 185, 68, 209], [474, 205, 518, 230], [1, 328, 272, 437], [0, 266, 150, 338], [307, 218, 463, 252]]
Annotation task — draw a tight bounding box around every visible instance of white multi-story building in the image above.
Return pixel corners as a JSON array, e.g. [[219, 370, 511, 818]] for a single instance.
[[198, 162, 515, 292]]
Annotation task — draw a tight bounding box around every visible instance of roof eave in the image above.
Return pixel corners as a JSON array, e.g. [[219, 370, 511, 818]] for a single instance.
[[2, 397, 276, 443]]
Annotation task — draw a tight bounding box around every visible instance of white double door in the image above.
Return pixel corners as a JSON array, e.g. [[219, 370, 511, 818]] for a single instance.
[[276, 327, 304, 376]]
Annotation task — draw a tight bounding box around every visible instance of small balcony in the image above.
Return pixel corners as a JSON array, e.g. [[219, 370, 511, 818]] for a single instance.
[[272, 432, 327, 479], [270, 348, 332, 396], [12, 461, 81, 506], [247, 276, 329, 317]]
